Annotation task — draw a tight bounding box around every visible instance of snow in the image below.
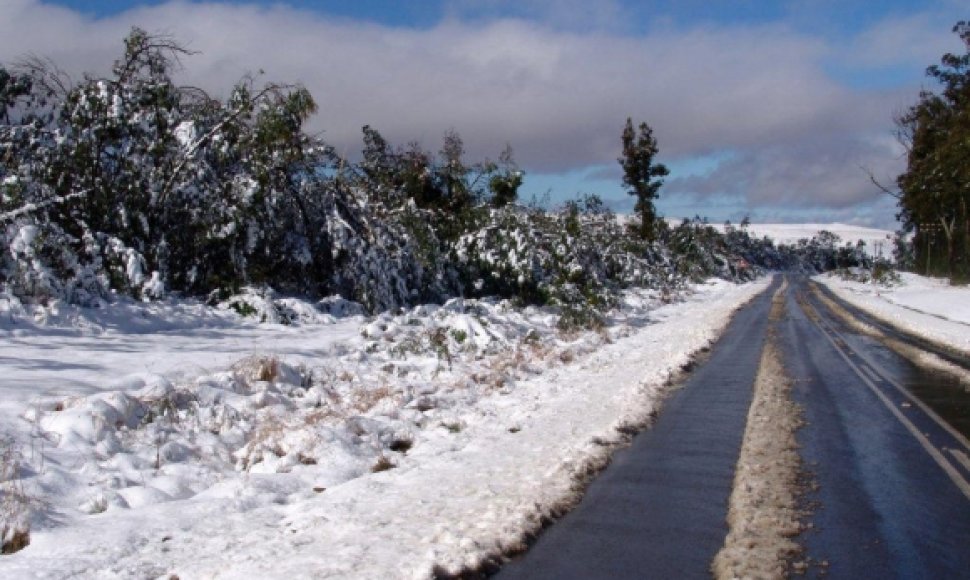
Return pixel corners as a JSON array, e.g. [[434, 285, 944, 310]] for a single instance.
[[0, 277, 770, 578], [721, 223, 895, 258], [815, 272, 970, 354], [713, 280, 804, 579], [8, 225, 38, 256]]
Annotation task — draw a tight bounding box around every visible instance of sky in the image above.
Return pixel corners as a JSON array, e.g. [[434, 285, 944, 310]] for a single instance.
[[2, 1, 967, 228]]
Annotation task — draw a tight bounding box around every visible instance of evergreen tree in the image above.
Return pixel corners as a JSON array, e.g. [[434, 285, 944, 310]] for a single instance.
[[896, 21, 970, 281], [619, 118, 669, 241]]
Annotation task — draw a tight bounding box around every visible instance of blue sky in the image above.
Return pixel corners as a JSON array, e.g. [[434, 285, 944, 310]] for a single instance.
[[9, 0, 969, 227], [44, 0, 943, 37]]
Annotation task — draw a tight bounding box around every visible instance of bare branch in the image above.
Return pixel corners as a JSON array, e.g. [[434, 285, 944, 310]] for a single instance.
[[113, 30, 198, 84], [861, 165, 901, 199], [177, 85, 219, 110], [13, 54, 73, 98]]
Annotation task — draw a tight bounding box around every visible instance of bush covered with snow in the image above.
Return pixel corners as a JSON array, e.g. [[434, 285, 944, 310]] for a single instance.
[[2, 29, 863, 330]]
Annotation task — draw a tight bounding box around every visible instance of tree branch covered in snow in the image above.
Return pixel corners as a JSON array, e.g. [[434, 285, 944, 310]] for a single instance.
[[1, 28, 868, 318], [0, 189, 89, 223]]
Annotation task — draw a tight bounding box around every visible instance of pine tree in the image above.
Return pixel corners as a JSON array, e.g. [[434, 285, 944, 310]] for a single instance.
[[619, 118, 669, 241]]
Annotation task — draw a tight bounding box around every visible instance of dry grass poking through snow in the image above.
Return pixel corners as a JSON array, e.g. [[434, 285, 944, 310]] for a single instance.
[[0, 440, 30, 555], [713, 281, 805, 579]]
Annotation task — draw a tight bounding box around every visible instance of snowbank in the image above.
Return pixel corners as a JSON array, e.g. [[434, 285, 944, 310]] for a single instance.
[[0, 278, 769, 578], [815, 272, 970, 355]]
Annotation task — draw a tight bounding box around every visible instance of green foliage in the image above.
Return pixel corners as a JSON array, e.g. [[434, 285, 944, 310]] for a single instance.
[[228, 300, 259, 318], [892, 229, 916, 271], [619, 118, 669, 241], [488, 144, 522, 208], [872, 259, 902, 285], [453, 195, 679, 329], [896, 22, 970, 282], [836, 259, 901, 286]]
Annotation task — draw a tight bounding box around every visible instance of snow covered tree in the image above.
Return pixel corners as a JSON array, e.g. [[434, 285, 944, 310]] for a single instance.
[[2, 26, 844, 322], [0, 28, 355, 302]]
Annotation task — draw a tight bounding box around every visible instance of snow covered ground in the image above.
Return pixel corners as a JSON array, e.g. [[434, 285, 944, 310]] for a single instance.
[[724, 223, 895, 259], [0, 278, 769, 578], [815, 272, 970, 354]]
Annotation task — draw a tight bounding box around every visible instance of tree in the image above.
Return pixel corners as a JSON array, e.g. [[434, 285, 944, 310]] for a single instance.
[[488, 144, 522, 208], [360, 124, 395, 194], [619, 118, 669, 241], [1, 27, 352, 301], [896, 21, 970, 281], [0, 68, 33, 124], [437, 129, 471, 212]]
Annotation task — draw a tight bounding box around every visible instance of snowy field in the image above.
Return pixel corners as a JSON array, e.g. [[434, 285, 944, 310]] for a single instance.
[[0, 278, 769, 578], [721, 223, 895, 259], [815, 272, 970, 354]]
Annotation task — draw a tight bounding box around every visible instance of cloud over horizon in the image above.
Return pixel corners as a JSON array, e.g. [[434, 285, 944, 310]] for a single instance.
[[1, 0, 963, 227]]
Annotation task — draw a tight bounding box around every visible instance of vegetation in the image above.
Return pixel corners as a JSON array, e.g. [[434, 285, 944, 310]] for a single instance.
[[619, 118, 669, 241], [894, 21, 970, 283], [0, 438, 29, 555], [1, 29, 872, 327]]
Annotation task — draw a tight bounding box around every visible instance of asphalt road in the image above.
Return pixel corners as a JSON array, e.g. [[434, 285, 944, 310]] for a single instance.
[[497, 277, 780, 579], [789, 280, 970, 578], [495, 276, 970, 579]]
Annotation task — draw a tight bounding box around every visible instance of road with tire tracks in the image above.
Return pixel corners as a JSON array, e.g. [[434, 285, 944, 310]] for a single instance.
[[497, 275, 970, 579]]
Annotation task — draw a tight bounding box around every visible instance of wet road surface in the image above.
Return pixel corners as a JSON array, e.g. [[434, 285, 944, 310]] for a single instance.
[[497, 278, 779, 579], [789, 281, 970, 579], [496, 276, 970, 579]]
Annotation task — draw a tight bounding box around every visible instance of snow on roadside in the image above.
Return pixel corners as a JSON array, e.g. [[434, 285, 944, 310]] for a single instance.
[[0, 277, 770, 578], [0, 291, 364, 432], [815, 272, 970, 355]]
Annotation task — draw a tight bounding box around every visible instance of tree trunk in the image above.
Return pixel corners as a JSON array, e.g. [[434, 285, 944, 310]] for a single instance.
[[941, 215, 956, 280], [962, 198, 970, 282]]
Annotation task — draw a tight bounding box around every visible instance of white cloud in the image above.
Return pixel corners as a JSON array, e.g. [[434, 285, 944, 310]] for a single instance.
[[666, 136, 906, 207], [448, 0, 629, 32], [0, 0, 948, 224], [844, 13, 963, 69]]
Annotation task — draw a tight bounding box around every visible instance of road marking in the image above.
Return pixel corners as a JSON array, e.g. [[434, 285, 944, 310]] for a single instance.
[[951, 448, 970, 473], [811, 283, 970, 398], [822, 332, 970, 453], [850, 348, 970, 452], [803, 298, 970, 501], [812, 299, 970, 454], [858, 364, 881, 383]]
